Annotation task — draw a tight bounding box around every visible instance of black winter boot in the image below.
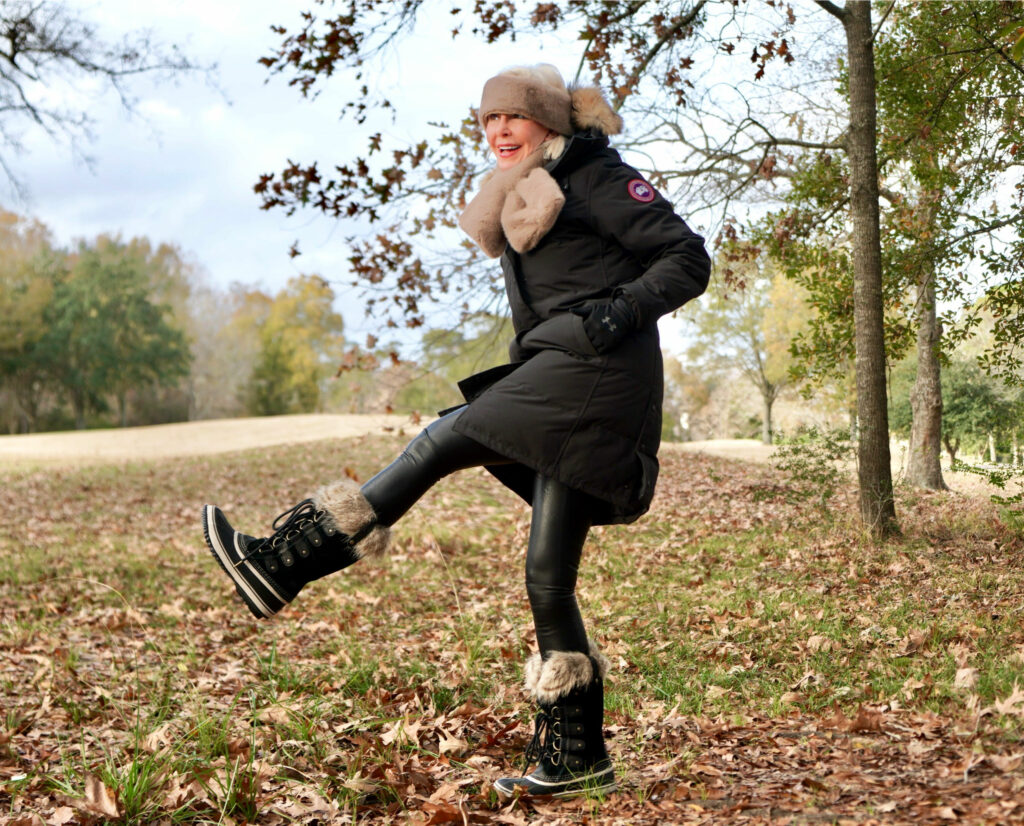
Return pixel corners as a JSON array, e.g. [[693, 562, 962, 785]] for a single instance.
[[202, 479, 390, 618], [494, 643, 616, 798]]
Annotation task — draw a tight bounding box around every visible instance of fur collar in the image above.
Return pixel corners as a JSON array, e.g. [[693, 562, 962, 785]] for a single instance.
[[458, 144, 564, 258], [459, 84, 621, 258]]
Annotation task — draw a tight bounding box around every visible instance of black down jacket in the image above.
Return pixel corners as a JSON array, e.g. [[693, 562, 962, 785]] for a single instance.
[[452, 133, 711, 524]]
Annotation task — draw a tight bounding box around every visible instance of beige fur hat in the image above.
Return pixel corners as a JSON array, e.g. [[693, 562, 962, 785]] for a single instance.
[[479, 64, 623, 138]]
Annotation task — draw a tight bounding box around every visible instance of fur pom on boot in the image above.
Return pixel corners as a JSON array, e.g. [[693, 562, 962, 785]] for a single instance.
[[523, 640, 611, 704], [313, 478, 391, 559]]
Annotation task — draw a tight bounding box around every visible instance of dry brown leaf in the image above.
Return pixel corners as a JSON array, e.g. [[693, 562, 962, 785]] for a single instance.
[[953, 668, 978, 690], [141, 722, 175, 753], [991, 683, 1024, 716], [437, 732, 469, 757], [419, 800, 463, 825], [45, 807, 75, 826], [6, 814, 45, 826], [83, 774, 120, 818], [987, 753, 1024, 772]]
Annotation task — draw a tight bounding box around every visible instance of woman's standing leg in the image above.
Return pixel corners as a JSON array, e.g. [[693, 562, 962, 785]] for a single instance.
[[202, 410, 511, 618], [495, 476, 615, 798], [524, 476, 592, 655]]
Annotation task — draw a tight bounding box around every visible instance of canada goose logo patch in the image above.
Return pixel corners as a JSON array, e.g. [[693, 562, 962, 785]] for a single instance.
[[627, 179, 655, 202]]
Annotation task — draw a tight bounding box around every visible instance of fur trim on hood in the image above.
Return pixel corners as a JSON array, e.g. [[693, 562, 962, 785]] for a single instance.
[[570, 85, 622, 136], [523, 640, 611, 704], [312, 478, 391, 560]]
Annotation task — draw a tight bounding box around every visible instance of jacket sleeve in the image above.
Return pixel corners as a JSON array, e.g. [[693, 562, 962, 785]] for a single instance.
[[586, 158, 711, 326]]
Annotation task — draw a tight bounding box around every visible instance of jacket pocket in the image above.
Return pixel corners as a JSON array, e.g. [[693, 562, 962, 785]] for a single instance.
[[516, 312, 598, 359]]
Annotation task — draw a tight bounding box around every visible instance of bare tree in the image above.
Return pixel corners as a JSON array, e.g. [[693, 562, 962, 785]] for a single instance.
[[0, 0, 207, 194]]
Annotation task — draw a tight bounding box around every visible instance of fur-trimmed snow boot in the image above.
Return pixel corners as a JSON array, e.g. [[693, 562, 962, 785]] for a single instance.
[[494, 643, 615, 798], [202, 479, 390, 619]]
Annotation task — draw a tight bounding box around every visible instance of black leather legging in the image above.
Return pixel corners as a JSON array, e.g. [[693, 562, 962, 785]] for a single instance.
[[360, 410, 593, 655]]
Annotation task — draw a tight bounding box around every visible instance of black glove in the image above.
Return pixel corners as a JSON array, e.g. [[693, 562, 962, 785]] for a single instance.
[[575, 295, 638, 354]]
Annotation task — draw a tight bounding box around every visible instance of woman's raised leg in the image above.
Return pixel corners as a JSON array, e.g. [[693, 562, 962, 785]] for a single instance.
[[202, 409, 511, 617]]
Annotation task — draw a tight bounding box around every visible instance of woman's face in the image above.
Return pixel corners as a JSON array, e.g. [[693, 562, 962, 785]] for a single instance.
[[485, 113, 555, 170]]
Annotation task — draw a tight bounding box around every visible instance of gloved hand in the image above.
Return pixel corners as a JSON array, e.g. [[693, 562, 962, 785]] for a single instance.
[[574, 295, 638, 354]]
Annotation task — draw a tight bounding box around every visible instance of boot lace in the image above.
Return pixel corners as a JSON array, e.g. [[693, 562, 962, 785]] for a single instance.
[[238, 499, 324, 565], [523, 708, 555, 769]]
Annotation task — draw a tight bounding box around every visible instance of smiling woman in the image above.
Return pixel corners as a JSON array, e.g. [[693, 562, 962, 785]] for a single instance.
[[202, 61, 711, 802], [485, 113, 555, 169]]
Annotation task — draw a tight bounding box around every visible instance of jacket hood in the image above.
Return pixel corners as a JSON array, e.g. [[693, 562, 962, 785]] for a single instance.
[[570, 85, 623, 136]]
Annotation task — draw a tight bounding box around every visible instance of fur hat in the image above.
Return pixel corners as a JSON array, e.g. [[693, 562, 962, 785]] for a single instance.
[[479, 64, 623, 139]]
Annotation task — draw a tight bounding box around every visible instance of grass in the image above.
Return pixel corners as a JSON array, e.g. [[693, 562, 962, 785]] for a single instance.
[[2, 432, 1023, 824]]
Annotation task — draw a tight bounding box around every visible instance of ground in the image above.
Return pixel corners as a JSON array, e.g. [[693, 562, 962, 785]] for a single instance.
[[1, 416, 1022, 825]]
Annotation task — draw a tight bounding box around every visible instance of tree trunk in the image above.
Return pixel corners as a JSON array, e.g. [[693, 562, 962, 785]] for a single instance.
[[842, 0, 898, 536], [761, 387, 775, 445], [71, 388, 87, 430], [988, 432, 997, 463], [907, 260, 947, 489], [944, 434, 959, 466]]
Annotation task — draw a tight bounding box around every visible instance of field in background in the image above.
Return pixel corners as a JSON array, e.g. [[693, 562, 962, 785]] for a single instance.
[[1, 426, 1023, 824]]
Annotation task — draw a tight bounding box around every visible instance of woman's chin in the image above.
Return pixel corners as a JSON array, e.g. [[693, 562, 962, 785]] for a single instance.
[[495, 152, 524, 169]]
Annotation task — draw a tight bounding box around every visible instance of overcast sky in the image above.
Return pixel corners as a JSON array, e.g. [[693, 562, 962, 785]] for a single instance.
[[12, 1, 690, 352]]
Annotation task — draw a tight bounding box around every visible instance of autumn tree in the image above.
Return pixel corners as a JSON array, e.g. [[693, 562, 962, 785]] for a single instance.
[[37, 237, 191, 429], [257, 0, 969, 536], [247, 274, 346, 416], [0, 210, 61, 432], [186, 283, 269, 420], [684, 251, 803, 445], [890, 355, 1015, 467]]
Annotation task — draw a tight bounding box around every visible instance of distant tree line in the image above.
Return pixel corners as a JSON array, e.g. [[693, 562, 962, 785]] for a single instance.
[[0, 210, 354, 432]]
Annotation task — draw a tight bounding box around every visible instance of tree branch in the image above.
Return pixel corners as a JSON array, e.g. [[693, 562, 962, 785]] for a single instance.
[[813, 0, 847, 22], [612, 0, 708, 108]]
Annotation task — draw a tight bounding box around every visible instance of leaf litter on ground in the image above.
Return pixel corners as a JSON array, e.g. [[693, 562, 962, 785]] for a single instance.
[[1, 434, 1023, 824]]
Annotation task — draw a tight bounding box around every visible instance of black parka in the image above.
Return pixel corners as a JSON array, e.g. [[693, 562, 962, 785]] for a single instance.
[[453, 132, 711, 524]]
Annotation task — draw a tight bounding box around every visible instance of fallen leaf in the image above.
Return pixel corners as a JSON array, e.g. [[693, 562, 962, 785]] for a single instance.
[[953, 668, 978, 690], [988, 753, 1024, 772], [437, 732, 469, 757], [46, 807, 75, 826], [991, 683, 1024, 716], [83, 774, 120, 818], [6, 814, 45, 826]]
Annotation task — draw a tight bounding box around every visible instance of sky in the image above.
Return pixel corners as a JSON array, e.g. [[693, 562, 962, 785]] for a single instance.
[[11, 1, 696, 354]]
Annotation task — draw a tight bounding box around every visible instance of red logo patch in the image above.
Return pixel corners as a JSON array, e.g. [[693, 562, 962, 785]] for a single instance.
[[627, 179, 655, 203]]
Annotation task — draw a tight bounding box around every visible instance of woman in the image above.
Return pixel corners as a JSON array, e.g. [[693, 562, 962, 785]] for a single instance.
[[202, 63, 710, 798]]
